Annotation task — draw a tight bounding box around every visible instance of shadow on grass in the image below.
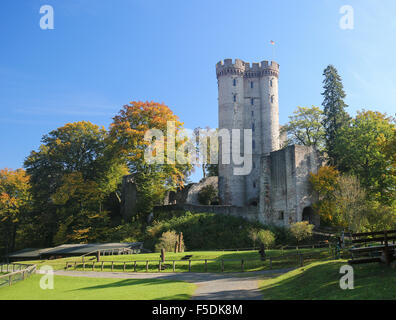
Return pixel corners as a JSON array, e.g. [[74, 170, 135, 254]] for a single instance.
[[261, 260, 396, 300], [71, 278, 179, 291]]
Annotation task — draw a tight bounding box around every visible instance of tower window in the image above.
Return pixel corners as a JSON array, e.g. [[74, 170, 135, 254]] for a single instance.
[[233, 94, 237, 102], [270, 79, 273, 87], [252, 140, 255, 149], [251, 98, 254, 105], [271, 95, 274, 103], [279, 211, 284, 220], [233, 79, 236, 86], [253, 181, 256, 188], [252, 123, 255, 132], [251, 111, 254, 117], [251, 81, 254, 89]]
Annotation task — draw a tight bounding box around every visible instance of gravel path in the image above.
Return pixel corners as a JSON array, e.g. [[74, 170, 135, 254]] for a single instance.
[[38, 269, 292, 300]]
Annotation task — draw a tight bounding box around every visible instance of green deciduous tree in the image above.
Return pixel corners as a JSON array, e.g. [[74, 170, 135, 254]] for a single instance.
[[290, 221, 314, 246], [335, 110, 395, 205], [281, 106, 325, 151], [24, 121, 127, 245]]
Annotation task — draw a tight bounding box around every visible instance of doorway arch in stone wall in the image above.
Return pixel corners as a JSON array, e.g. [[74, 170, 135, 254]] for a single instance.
[[302, 206, 319, 226]]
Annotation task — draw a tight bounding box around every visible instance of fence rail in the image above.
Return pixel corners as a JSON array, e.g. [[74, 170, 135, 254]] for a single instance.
[[0, 264, 37, 287], [65, 251, 316, 273]]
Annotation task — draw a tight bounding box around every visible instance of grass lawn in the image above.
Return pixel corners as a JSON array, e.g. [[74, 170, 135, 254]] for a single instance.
[[0, 274, 196, 300], [260, 260, 396, 300], [22, 248, 335, 273]]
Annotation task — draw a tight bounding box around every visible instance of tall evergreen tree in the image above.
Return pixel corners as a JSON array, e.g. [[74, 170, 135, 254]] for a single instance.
[[321, 65, 350, 166]]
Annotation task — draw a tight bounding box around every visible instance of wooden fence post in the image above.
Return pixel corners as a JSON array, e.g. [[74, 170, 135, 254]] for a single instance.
[[83, 263, 85, 270], [205, 259, 207, 272], [159, 261, 162, 272], [299, 254, 304, 267], [221, 260, 224, 272], [101, 262, 104, 271], [124, 262, 126, 272], [92, 262, 95, 271], [241, 259, 244, 272], [146, 261, 148, 272], [173, 261, 175, 272], [134, 261, 137, 272], [111, 261, 114, 272], [188, 260, 191, 272]]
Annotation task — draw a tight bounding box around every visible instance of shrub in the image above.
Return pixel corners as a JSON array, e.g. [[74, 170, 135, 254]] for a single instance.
[[257, 230, 275, 249], [154, 230, 185, 253], [197, 185, 218, 205], [146, 212, 264, 251], [248, 228, 260, 247], [290, 221, 314, 245]]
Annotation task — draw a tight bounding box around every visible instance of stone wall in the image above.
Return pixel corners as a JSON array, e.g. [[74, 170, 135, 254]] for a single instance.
[[259, 145, 321, 227], [164, 176, 218, 205]]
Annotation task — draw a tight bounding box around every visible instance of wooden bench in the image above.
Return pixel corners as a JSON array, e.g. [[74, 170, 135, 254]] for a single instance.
[[348, 230, 396, 266]]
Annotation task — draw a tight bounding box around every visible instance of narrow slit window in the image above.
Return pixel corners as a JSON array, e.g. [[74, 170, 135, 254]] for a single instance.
[[233, 79, 236, 86], [251, 98, 254, 105], [233, 94, 237, 102], [251, 81, 254, 89], [270, 79, 273, 87]]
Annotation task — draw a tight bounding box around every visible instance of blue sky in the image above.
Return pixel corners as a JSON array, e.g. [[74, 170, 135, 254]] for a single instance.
[[0, 0, 395, 182]]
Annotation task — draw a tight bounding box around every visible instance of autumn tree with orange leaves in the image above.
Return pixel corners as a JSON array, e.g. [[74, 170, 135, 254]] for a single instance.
[[0, 168, 31, 255], [109, 101, 193, 216]]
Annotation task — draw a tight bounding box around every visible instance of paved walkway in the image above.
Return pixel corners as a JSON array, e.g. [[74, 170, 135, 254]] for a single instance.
[[38, 269, 292, 300]]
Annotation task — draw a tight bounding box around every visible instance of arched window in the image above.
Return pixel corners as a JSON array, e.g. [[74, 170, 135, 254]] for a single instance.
[[271, 95, 274, 103], [270, 79, 273, 87]]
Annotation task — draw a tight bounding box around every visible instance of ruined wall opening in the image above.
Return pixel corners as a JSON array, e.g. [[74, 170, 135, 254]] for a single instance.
[[302, 206, 320, 226]]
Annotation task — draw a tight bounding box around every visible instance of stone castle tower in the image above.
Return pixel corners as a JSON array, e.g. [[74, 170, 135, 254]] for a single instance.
[[216, 59, 281, 207]]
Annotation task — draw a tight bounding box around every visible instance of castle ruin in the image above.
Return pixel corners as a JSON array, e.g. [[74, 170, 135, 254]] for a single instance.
[[216, 58, 320, 226], [124, 58, 321, 227]]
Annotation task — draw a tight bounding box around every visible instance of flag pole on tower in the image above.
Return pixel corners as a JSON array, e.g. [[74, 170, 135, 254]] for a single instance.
[[270, 40, 275, 61]]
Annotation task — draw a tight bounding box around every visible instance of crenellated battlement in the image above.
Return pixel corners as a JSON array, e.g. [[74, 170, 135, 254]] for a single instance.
[[216, 59, 279, 78]]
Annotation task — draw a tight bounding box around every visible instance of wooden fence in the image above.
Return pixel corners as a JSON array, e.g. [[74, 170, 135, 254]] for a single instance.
[[65, 251, 310, 273], [0, 264, 37, 287]]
